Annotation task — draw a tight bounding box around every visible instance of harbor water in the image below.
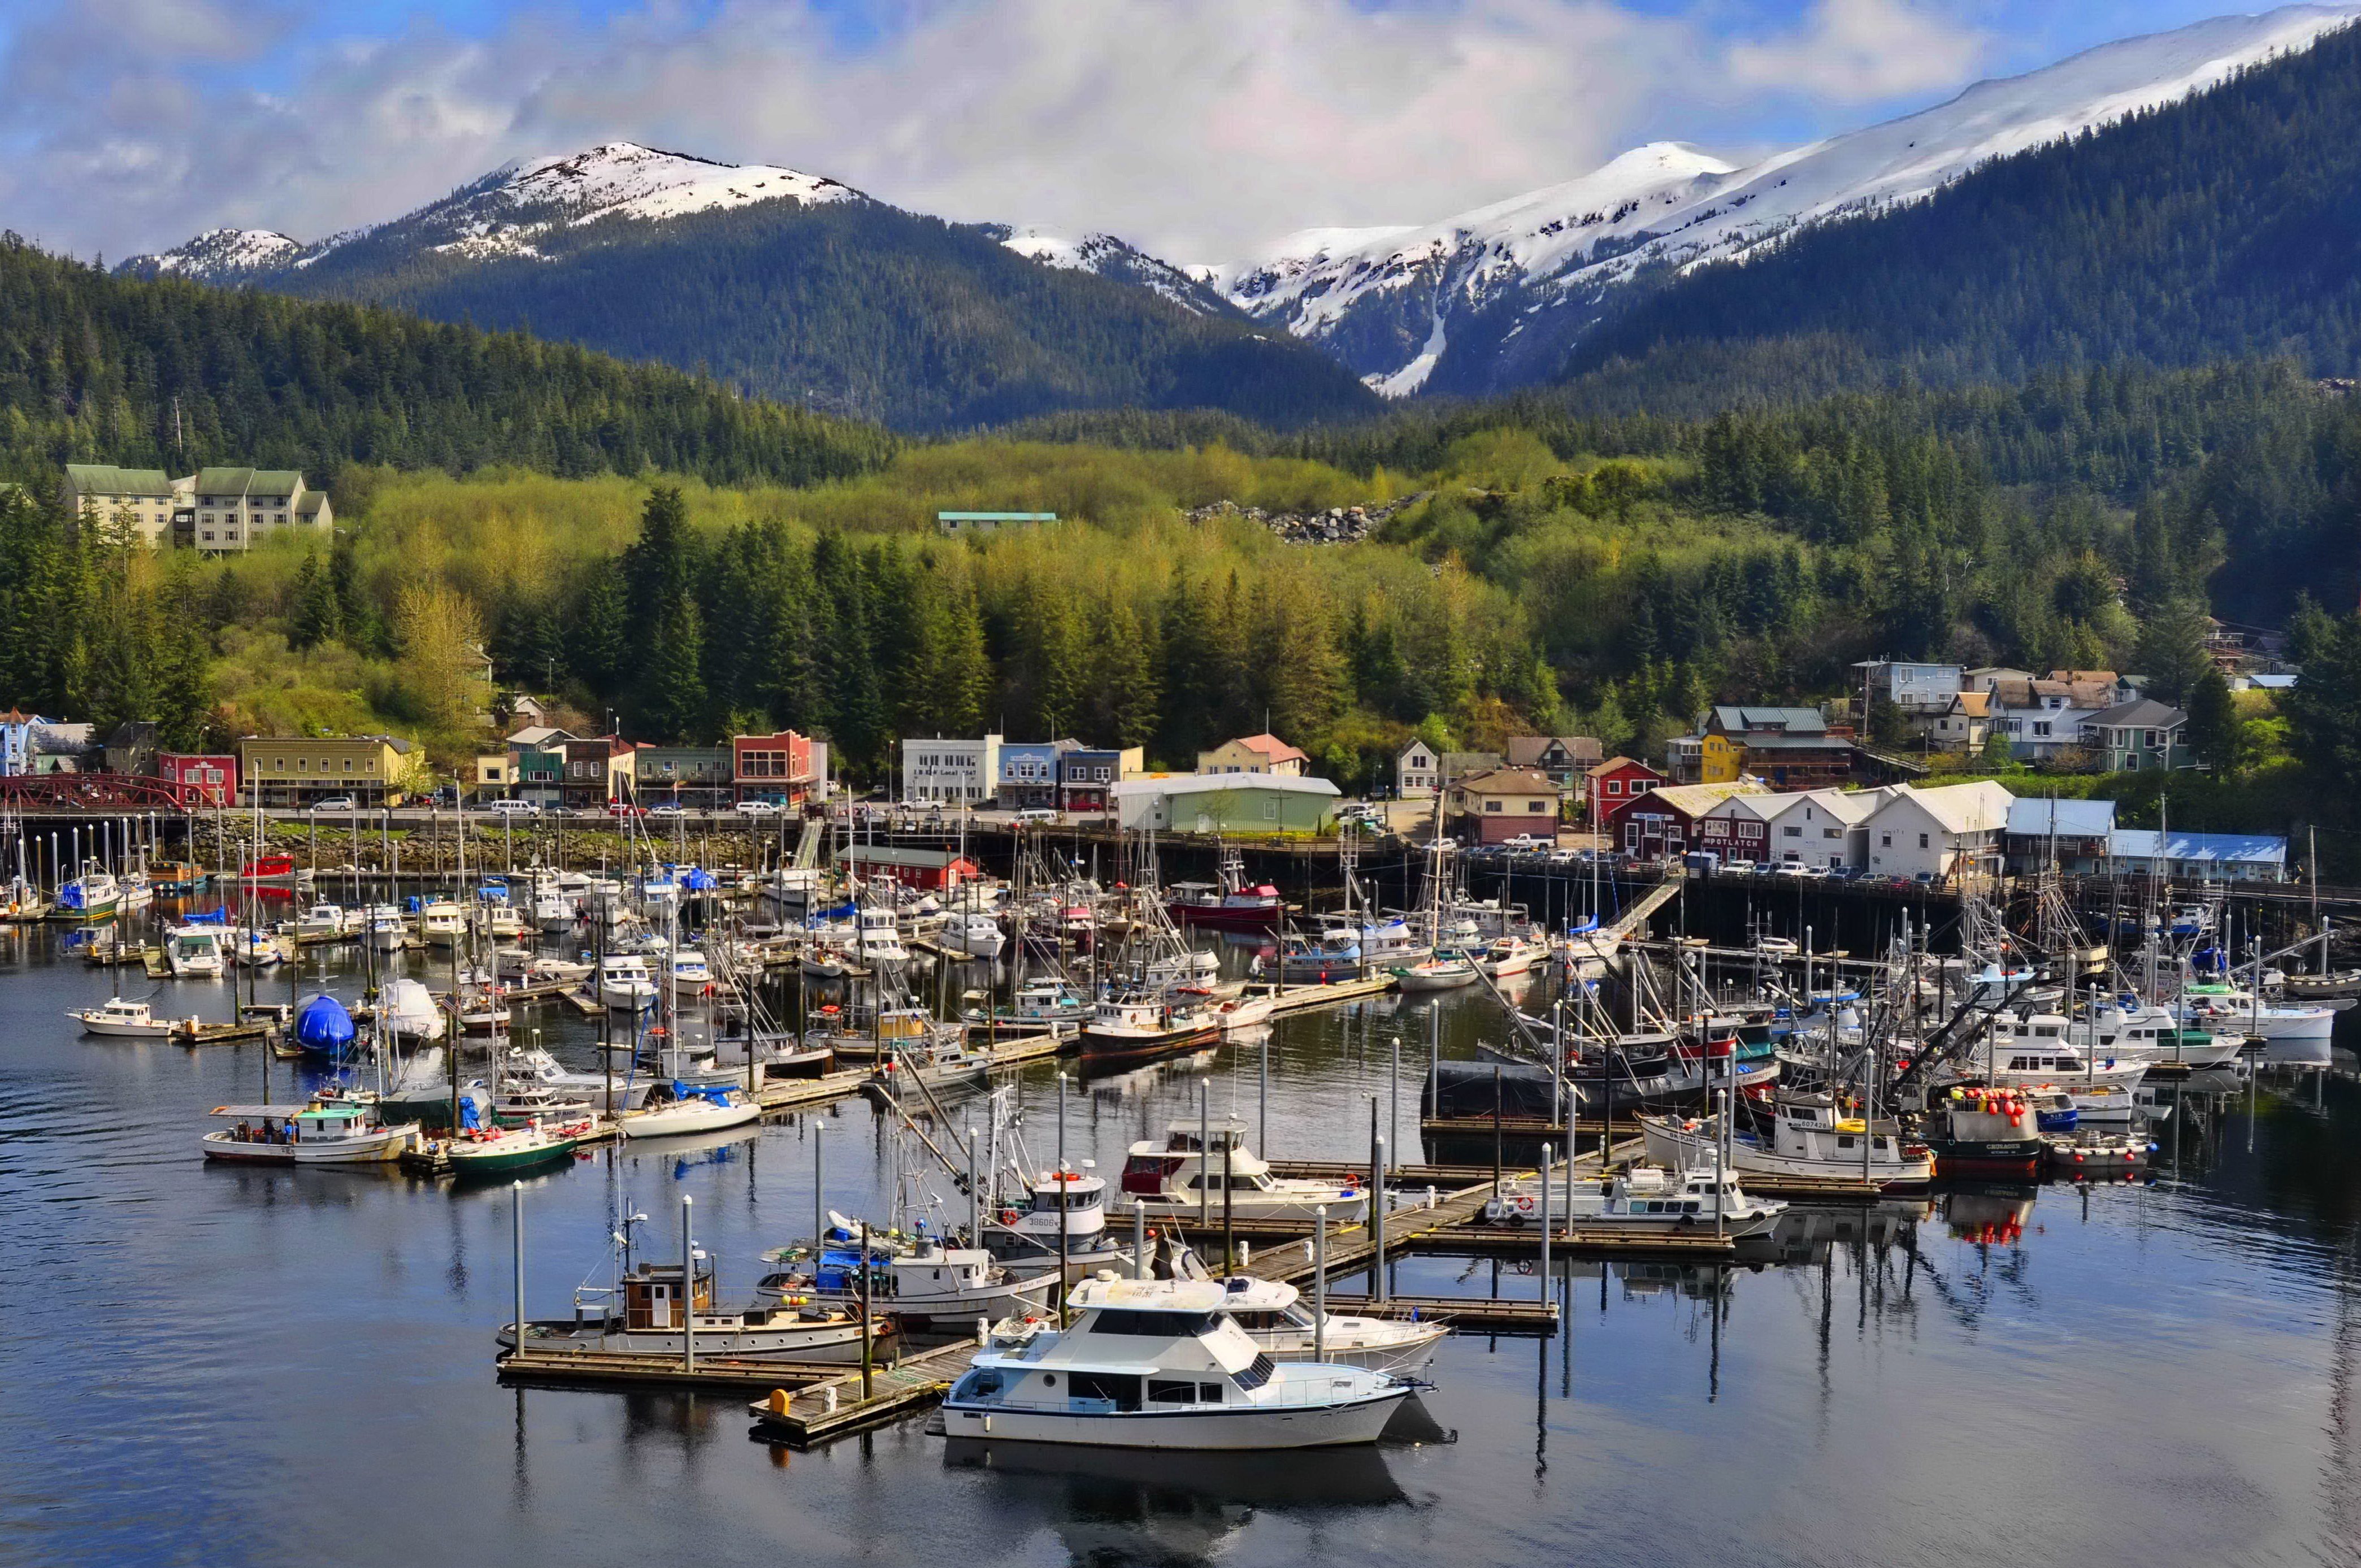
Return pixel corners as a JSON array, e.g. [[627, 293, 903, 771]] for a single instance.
[[5, 922, 2361, 1567]]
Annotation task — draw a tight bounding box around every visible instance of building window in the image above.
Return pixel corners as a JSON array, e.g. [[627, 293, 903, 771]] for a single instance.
[[1919, 833, 1930, 849], [1529, 801, 1547, 811], [1485, 801, 1501, 813], [1783, 826, 1802, 837], [1880, 833, 1890, 847]]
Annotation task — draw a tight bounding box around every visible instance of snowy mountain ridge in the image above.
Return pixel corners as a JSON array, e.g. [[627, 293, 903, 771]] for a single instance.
[[1216, 3, 2361, 396]]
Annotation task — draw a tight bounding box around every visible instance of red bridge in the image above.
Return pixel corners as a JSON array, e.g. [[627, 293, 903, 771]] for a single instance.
[[0, 772, 224, 813]]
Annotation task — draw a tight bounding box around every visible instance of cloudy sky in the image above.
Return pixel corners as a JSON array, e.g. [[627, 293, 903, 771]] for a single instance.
[[0, 0, 2316, 266]]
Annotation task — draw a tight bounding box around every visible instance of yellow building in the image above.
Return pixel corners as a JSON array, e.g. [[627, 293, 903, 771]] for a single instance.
[[238, 735, 414, 807], [1665, 732, 1742, 783]]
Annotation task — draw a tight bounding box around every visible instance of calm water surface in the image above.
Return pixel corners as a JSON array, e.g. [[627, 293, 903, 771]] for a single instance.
[[4, 917, 2360, 1568]]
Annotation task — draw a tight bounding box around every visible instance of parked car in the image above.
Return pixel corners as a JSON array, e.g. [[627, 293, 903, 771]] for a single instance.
[[648, 802, 688, 817], [1501, 833, 1555, 852], [605, 801, 646, 818], [736, 799, 782, 816], [483, 798, 537, 816], [311, 796, 358, 813], [1015, 807, 1060, 823], [1721, 858, 1759, 875], [1772, 861, 1812, 878]]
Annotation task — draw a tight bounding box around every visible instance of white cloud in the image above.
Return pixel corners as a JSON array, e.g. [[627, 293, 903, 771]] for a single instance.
[[1725, 0, 1992, 103], [0, 0, 2002, 266]]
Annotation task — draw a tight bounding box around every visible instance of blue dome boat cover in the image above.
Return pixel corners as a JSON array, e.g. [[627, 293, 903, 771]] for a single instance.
[[294, 993, 356, 1053], [682, 866, 718, 892]]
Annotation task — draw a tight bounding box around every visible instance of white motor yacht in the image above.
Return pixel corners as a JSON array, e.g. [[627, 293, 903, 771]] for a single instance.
[[164, 923, 229, 977], [364, 905, 407, 952], [598, 954, 659, 1011], [939, 1276, 1412, 1449], [70, 997, 181, 1039], [1118, 1119, 1370, 1225], [983, 1167, 1135, 1280], [418, 900, 467, 946], [668, 949, 712, 994], [856, 906, 908, 969], [940, 910, 1008, 961], [1091, 1251, 1447, 1377], [756, 1230, 1054, 1331], [1483, 1162, 1787, 1239], [292, 902, 351, 940]]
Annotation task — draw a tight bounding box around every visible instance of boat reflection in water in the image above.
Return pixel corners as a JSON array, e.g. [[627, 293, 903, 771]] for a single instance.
[[940, 1435, 1406, 1558]]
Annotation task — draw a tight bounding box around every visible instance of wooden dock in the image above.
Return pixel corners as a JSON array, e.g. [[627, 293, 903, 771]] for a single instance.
[[1317, 1292, 1557, 1332], [498, 1345, 875, 1395], [744, 1339, 982, 1447], [753, 1069, 873, 1114], [1259, 973, 1398, 1018], [984, 1031, 1070, 1068]]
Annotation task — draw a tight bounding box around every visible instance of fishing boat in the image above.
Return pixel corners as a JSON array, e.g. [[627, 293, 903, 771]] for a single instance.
[[500, 1258, 883, 1363], [667, 949, 711, 994], [878, 1031, 994, 1092], [756, 1229, 1054, 1331], [164, 920, 231, 978], [2067, 1002, 2246, 1070], [938, 1276, 1413, 1449], [1258, 925, 1365, 983], [1168, 860, 1288, 933], [965, 976, 1094, 1038], [363, 905, 406, 952], [939, 910, 1008, 961], [617, 1084, 762, 1140], [149, 861, 207, 895], [533, 888, 578, 931], [1558, 920, 1623, 979], [475, 882, 526, 940], [202, 1100, 418, 1165], [500, 1041, 653, 1111], [237, 854, 302, 888], [1974, 1033, 2149, 1092], [982, 1167, 1136, 1280], [1640, 1090, 1934, 1190], [417, 899, 467, 946], [1074, 1256, 1447, 1378], [1920, 1086, 2046, 1174], [53, 870, 121, 920], [855, 906, 909, 970], [1212, 991, 1279, 1039], [1483, 1162, 1787, 1239], [597, 953, 659, 1010], [1118, 1119, 1370, 1224], [293, 901, 352, 940], [1079, 990, 1223, 1066], [69, 997, 180, 1039]]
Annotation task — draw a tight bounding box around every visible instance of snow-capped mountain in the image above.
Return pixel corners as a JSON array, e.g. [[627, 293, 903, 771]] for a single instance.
[[114, 140, 1374, 432], [121, 142, 867, 280], [986, 227, 1231, 315], [1217, 2, 2361, 397], [119, 227, 302, 281]]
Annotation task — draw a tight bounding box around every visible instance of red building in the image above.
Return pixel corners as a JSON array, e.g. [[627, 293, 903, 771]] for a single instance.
[[157, 752, 238, 806], [733, 729, 819, 803], [841, 844, 979, 892], [1585, 756, 1666, 826], [1607, 782, 1772, 861]]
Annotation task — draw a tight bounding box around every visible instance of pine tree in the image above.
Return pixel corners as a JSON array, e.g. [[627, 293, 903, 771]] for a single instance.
[[2185, 667, 2245, 772], [1092, 597, 1161, 748], [2134, 597, 2213, 706], [289, 552, 341, 650]]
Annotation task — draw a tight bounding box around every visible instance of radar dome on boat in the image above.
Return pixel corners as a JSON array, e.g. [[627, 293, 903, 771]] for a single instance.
[[294, 993, 355, 1050]]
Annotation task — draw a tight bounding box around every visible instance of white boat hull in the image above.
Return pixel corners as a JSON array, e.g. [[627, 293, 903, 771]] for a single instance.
[[503, 1318, 875, 1362], [74, 1014, 176, 1039], [201, 1127, 415, 1164], [1641, 1117, 1933, 1189], [618, 1100, 762, 1139], [940, 1384, 1409, 1449]]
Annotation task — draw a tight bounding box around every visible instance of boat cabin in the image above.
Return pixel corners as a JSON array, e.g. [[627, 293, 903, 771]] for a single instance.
[[621, 1261, 715, 1331]]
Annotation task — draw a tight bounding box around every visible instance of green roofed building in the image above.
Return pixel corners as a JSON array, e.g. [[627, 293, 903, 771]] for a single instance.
[[61, 462, 334, 552], [62, 464, 180, 544]]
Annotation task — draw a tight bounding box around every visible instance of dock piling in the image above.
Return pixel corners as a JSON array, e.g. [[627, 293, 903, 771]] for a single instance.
[[682, 1195, 696, 1374], [1313, 1204, 1327, 1363]]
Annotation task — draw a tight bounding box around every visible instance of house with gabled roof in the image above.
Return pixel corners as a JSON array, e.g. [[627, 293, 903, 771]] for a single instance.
[[1863, 781, 2014, 883], [1199, 733, 1310, 778]]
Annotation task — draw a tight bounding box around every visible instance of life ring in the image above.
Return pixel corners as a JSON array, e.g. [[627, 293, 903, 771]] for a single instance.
[[999, 1209, 1020, 1225], [1513, 1195, 1536, 1214]]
